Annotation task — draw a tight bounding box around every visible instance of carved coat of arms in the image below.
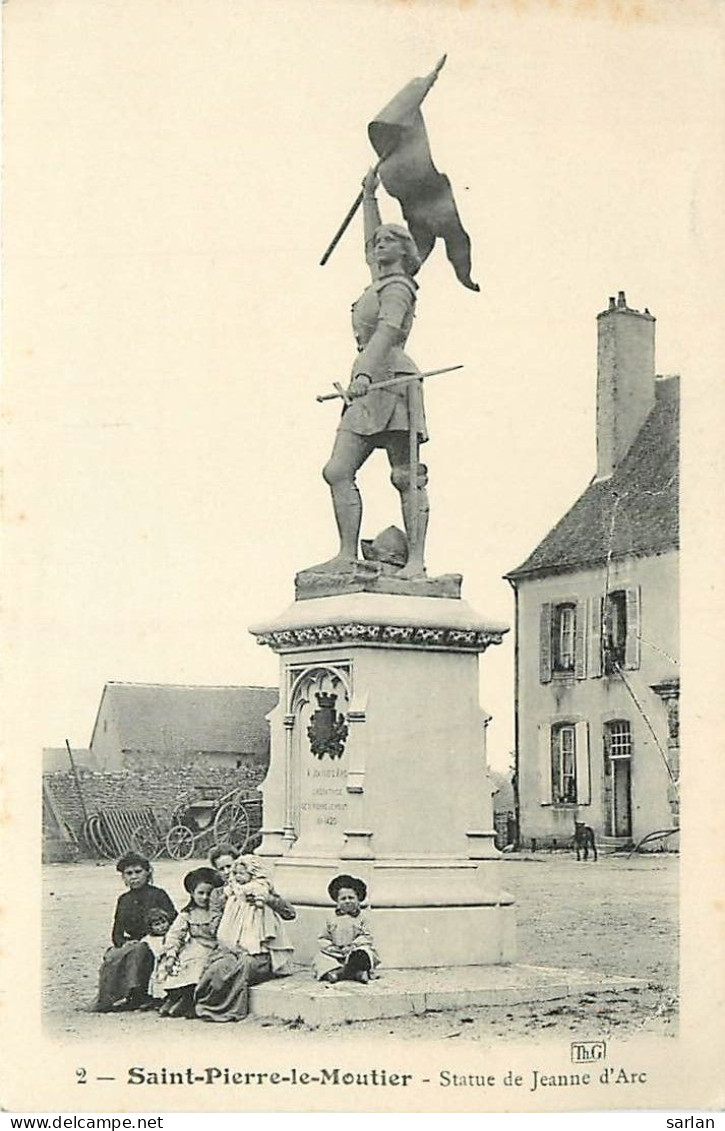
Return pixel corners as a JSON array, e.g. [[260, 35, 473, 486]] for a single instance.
[[307, 691, 348, 760]]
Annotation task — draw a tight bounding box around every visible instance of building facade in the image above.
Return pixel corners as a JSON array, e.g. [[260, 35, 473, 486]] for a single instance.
[[506, 293, 679, 850], [89, 682, 278, 771]]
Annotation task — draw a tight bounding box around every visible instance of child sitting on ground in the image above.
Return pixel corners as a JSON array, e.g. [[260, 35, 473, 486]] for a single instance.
[[214, 856, 293, 973], [313, 874, 379, 984]]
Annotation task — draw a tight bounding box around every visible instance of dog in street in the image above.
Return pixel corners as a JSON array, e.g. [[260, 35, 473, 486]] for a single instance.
[[574, 820, 598, 861]]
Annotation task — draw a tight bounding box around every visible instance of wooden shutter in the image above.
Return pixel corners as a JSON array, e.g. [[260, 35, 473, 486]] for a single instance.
[[624, 586, 641, 669], [539, 603, 552, 683], [538, 723, 553, 803], [574, 720, 591, 805], [589, 596, 603, 677], [574, 600, 587, 680]]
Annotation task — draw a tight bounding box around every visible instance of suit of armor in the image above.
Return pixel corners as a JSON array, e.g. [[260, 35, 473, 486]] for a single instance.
[[317, 181, 430, 577], [341, 274, 427, 441]]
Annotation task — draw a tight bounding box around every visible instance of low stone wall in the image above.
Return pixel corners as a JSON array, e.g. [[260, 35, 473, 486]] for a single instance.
[[43, 760, 266, 858]]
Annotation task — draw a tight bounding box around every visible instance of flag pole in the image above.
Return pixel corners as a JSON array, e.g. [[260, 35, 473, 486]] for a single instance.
[[319, 54, 446, 267], [319, 156, 384, 267]]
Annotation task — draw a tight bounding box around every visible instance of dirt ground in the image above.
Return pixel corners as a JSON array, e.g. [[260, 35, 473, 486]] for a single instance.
[[42, 853, 678, 1043]]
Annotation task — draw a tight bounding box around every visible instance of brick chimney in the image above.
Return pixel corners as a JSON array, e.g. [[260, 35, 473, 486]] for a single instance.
[[596, 291, 656, 480]]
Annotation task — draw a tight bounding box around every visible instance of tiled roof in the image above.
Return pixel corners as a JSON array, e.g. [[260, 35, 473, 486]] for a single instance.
[[90, 683, 278, 756], [506, 376, 679, 580]]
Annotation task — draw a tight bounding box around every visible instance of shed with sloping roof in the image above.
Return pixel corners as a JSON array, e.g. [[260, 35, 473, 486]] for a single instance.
[[89, 682, 278, 771]]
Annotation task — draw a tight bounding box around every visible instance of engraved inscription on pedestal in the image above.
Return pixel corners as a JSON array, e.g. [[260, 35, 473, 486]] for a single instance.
[[300, 763, 348, 847]]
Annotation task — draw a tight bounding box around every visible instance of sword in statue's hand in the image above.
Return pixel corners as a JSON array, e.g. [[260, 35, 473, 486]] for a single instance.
[[315, 364, 464, 403]]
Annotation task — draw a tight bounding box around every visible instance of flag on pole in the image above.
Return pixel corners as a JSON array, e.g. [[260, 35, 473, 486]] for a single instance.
[[368, 56, 480, 292]]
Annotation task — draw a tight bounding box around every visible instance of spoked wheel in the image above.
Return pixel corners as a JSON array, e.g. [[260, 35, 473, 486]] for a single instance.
[[213, 801, 251, 850], [130, 825, 163, 860], [165, 825, 196, 860], [170, 803, 187, 828]]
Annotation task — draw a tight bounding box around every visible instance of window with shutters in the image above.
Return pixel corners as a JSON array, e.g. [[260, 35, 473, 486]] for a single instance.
[[540, 600, 587, 682], [553, 603, 576, 672], [604, 591, 627, 670], [551, 723, 577, 804], [603, 588, 640, 673]]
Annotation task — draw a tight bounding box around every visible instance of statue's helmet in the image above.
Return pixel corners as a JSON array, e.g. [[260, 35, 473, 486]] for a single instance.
[[361, 525, 408, 568]]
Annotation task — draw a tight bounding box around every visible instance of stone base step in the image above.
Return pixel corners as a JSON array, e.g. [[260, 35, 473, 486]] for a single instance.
[[250, 964, 645, 1027]]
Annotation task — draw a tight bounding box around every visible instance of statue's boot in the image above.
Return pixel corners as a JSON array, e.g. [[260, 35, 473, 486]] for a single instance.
[[302, 481, 362, 574]]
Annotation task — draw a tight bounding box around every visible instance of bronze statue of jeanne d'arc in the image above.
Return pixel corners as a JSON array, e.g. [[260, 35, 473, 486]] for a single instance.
[[312, 167, 429, 580], [309, 58, 478, 581]]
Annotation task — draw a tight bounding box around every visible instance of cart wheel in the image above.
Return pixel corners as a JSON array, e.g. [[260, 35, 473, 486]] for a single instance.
[[170, 802, 188, 828], [130, 825, 163, 860], [214, 801, 251, 848], [166, 825, 195, 860]]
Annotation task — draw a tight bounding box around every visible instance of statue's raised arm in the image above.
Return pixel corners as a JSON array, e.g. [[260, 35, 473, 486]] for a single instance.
[[362, 168, 383, 280]]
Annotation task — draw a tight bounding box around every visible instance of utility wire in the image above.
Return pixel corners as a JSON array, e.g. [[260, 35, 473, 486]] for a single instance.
[[613, 662, 677, 787], [601, 481, 678, 789]]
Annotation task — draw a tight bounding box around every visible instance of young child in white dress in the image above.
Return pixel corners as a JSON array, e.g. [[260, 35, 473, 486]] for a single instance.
[[313, 874, 379, 984], [141, 906, 173, 1005], [215, 856, 293, 972]]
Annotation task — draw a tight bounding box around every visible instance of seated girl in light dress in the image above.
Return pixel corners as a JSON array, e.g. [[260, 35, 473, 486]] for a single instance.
[[156, 866, 222, 1018]]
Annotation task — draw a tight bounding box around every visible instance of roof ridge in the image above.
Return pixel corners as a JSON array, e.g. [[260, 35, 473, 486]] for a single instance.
[[91, 683, 279, 754], [104, 681, 277, 691], [506, 378, 679, 580]]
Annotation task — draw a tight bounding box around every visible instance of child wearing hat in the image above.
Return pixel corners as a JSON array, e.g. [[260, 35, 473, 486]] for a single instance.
[[156, 866, 223, 1018], [313, 874, 379, 984]]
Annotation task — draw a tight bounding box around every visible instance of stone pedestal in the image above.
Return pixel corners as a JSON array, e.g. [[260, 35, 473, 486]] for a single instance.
[[249, 591, 515, 969]]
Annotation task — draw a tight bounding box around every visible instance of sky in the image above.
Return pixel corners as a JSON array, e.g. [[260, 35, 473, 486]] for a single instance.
[[4, 0, 724, 773]]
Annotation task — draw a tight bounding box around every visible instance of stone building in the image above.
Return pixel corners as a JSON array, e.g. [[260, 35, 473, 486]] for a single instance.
[[89, 681, 278, 772], [43, 682, 278, 854], [505, 293, 679, 850]]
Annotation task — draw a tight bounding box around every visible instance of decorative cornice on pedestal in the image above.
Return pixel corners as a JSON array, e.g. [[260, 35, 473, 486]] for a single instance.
[[250, 594, 509, 655], [256, 622, 505, 653]]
